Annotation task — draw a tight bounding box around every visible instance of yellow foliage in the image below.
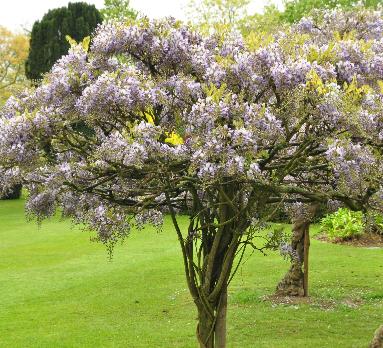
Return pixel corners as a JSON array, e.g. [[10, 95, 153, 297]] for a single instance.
[[65, 35, 78, 48], [307, 42, 336, 64], [278, 33, 311, 59], [65, 35, 91, 52], [82, 36, 91, 52], [0, 26, 29, 104], [343, 77, 372, 99], [141, 108, 155, 125], [333, 30, 357, 42], [203, 82, 228, 103], [145, 113, 155, 125], [306, 69, 327, 95], [165, 131, 184, 145], [377, 80, 383, 94], [245, 31, 274, 51]]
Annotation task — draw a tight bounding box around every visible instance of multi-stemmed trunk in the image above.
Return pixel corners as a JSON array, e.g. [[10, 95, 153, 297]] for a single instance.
[[166, 183, 248, 347], [193, 196, 238, 348], [196, 285, 228, 348]]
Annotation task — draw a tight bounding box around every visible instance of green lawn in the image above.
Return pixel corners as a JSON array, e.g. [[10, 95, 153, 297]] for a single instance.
[[0, 198, 382, 348]]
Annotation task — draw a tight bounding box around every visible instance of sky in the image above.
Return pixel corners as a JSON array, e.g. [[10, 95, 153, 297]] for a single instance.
[[0, 0, 283, 32]]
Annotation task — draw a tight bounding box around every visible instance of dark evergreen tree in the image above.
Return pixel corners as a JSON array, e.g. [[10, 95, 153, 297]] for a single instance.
[[25, 2, 102, 81]]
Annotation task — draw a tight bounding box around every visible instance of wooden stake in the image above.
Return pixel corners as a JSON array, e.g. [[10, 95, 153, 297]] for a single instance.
[[303, 225, 310, 297]]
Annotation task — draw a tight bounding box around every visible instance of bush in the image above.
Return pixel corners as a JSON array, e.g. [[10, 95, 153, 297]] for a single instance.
[[1, 184, 22, 200], [320, 208, 364, 241], [365, 213, 383, 235]]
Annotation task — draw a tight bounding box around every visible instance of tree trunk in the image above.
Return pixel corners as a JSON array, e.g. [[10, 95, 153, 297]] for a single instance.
[[370, 325, 383, 348], [276, 219, 306, 296], [196, 286, 228, 348], [215, 286, 227, 348], [197, 305, 215, 348], [167, 183, 244, 348], [276, 204, 318, 297]]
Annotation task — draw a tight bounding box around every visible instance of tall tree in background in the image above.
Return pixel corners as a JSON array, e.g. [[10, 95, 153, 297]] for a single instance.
[[25, 2, 102, 81], [241, 0, 383, 36], [0, 27, 29, 105], [187, 0, 250, 33], [282, 0, 383, 23], [101, 0, 138, 22], [0, 27, 29, 200]]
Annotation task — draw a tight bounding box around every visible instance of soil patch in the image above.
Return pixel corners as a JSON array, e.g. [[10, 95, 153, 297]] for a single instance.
[[315, 232, 383, 248], [262, 294, 364, 310]]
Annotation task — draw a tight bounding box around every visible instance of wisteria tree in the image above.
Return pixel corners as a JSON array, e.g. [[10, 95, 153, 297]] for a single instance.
[[275, 8, 383, 297], [0, 9, 382, 347]]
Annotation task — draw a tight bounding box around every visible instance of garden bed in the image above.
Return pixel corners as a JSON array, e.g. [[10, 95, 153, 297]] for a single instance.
[[315, 232, 383, 248]]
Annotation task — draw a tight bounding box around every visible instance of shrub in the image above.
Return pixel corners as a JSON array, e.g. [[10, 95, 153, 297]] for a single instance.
[[320, 208, 364, 241], [1, 184, 22, 200], [365, 213, 383, 235]]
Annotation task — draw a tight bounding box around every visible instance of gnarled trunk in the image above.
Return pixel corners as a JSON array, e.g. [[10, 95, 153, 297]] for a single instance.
[[276, 219, 307, 296], [276, 204, 318, 297], [370, 325, 383, 348]]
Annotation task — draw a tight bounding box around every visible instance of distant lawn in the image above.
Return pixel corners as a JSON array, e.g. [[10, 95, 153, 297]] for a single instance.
[[0, 198, 382, 348]]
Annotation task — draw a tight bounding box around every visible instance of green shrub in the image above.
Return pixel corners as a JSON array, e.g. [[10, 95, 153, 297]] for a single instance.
[[365, 213, 383, 235], [320, 208, 364, 241], [1, 184, 22, 200]]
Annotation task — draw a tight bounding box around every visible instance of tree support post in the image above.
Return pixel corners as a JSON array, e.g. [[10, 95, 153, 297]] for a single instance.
[[303, 225, 310, 297]]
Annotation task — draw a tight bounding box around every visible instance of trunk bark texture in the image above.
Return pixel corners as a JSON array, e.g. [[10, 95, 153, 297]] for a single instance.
[[276, 219, 307, 296], [370, 325, 383, 348], [196, 287, 228, 348], [276, 204, 318, 297]]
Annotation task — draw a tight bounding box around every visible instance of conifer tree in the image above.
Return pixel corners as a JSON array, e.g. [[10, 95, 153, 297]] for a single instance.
[[25, 2, 102, 81]]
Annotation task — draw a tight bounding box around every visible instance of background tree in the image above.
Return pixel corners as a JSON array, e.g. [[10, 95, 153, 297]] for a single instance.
[[241, 0, 383, 37], [25, 2, 102, 81], [282, 0, 383, 23], [239, 4, 284, 35], [187, 0, 250, 33], [0, 27, 29, 200], [1, 12, 382, 347], [0, 27, 29, 105], [101, 0, 138, 22]]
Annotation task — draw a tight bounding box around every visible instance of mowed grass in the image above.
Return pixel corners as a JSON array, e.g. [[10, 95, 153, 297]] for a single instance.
[[0, 199, 382, 348]]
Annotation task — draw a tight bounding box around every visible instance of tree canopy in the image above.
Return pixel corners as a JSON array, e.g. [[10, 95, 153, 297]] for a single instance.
[[1, 7, 383, 347], [25, 2, 102, 81]]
